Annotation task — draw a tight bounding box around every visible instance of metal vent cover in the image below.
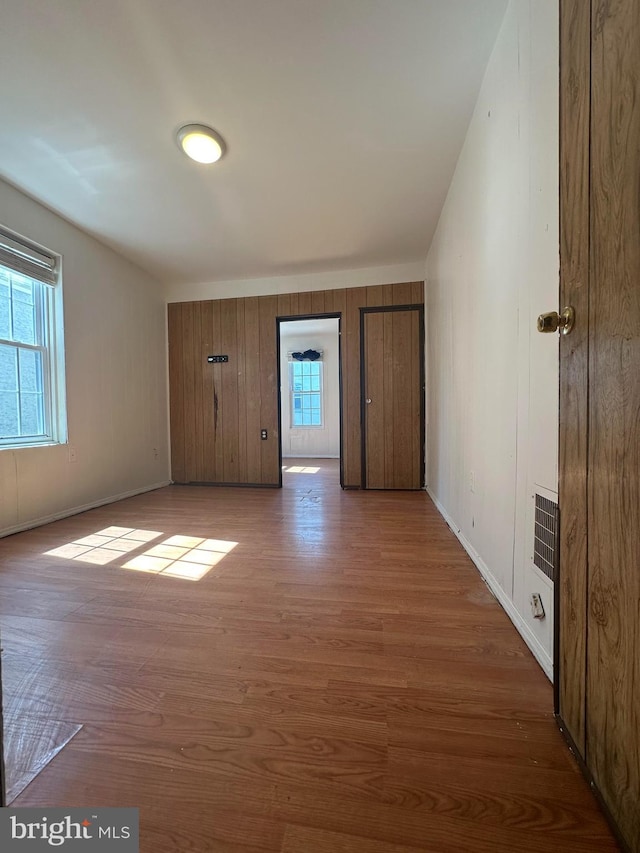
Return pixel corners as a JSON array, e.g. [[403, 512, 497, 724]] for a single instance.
[[533, 494, 558, 582]]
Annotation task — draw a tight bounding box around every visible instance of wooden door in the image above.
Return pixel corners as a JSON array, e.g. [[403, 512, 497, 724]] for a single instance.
[[559, 1, 640, 849], [361, 306, 423, 489]]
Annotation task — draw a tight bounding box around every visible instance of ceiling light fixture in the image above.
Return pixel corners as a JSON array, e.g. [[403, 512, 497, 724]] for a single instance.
[[176, 124, 226, 164]]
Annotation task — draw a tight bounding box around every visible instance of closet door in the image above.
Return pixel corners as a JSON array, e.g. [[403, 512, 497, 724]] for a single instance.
[[559, 2, 640, 849], [361, 307, 423, 489]]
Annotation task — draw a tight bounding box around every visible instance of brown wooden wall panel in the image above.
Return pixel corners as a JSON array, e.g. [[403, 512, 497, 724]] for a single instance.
[[244, 297, 262, 484], [168, 303, 186, 483], [200, 301, 216, 482], [220, 299, 239, 482], [235, 299, 248, 483], [558, 0, 591, 757], [259, 296, 279, 485], [167, 281, 424, 486], [587, 1, 640, 848]]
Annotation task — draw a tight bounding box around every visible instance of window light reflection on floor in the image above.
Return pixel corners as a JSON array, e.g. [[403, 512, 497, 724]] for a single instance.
[[44, 527, 238, 581], [283, 466, 320, 474]]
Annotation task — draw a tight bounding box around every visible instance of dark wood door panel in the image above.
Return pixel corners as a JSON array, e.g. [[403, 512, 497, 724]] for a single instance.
[[587, 1, 640, 848], [558, 0, 590, 754], [363, 307, 423, 490]]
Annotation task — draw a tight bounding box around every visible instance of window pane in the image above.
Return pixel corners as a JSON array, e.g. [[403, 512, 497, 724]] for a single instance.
[[19, 348, 43, 393], [12, 295, 36, 344], [311, 375, 320, 391], [0, 344, 18, 391], [0, 390, 19, 437], [293, 410, 303, 426], [310, 410, 321, 425], [0, 245, 63, 448], [293, 395, 301, 410], [20, 391, 45, 436], [302, 375, 311, 391], [310, 393, 320, 408], [0, 270, 10, 339], [302, 411, 311, 425]]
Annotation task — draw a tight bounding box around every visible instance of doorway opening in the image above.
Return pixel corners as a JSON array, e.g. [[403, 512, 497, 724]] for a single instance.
[[277, 314, 342, 488]]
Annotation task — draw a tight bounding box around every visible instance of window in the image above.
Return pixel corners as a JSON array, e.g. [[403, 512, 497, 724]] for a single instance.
[[0, 226, 66, 448], [290, 359, 323, 427]]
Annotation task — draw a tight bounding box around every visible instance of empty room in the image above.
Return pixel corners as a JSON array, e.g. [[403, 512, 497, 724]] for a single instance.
[[0, 1, 638, 852]]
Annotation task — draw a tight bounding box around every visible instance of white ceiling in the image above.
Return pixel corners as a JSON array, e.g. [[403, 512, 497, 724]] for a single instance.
[[0, 0, 506, 286]]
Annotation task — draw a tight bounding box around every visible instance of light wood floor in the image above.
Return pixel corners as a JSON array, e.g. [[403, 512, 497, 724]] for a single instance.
[[0, 459, 618, 852]]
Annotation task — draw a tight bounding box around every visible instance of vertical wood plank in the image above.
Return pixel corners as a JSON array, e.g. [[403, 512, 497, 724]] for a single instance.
[[344, 288, 367, 486], [587, 1, 640, 848], [322, 290, 337, 313], [364, 312, 385, 488], [391, 282, 413, 305], [210, 301, 224, 482], [181, 302, 199, 483], [297, 291, 312, 315], [410, 281, 425, 304], [277, 293, 292, 317], [382, 310, 395, 486], [220, 299, 239, 482], [200, 301, 216, 481], [259, 296, 279, 484], [167, 304, 186, 483], [236, 299, 248, 483], [244, 297, 262, 483], [558, 0, 590, 755], [311, 290, 325, 314], [366, 285, 384, 307]]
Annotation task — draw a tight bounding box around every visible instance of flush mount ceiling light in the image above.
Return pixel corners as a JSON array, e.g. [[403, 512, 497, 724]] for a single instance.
[[176, 124, 226, 164]]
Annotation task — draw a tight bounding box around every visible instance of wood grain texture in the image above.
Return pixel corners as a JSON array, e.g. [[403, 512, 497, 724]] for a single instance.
[[364, 309, 423, 489], [168, 283, 424, 487], [559, 0, 590, 754], [588, 1, 640, 849], [0, 466, 618, 852]]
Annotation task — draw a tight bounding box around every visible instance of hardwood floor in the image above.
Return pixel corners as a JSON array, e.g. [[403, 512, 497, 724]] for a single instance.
[[0, 459, 618, 851]]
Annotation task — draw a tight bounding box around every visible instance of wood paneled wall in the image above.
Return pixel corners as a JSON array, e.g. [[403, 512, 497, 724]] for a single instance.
[[168, 281, 424, 487]]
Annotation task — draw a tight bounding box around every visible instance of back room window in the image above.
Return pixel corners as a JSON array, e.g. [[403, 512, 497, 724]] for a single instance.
[[0, 226, 66, 448], [290, 359, 323, 427]]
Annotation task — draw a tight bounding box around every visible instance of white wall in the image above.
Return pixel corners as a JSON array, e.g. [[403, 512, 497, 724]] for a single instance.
[[0, 179, 170, 536], [280, 324, 340, 458], [165, 262, 425, 302], [425, 0, 559, 677]]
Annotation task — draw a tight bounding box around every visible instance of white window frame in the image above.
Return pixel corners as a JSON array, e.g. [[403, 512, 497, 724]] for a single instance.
[[0, 225, 67, 449], [289, 358, 324, 429]]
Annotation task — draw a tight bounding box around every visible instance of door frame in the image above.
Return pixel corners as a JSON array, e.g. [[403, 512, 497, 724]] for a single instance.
[[359, 304, 425, 490], [276, 312, 344, 489]]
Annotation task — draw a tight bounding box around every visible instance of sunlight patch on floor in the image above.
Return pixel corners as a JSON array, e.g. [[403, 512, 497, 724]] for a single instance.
[[44, 528, 238, 581], [283, 465, 321, 474]]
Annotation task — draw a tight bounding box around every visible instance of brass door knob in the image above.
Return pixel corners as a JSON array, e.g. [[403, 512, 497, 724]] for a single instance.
[[537, 306, 575, 335]]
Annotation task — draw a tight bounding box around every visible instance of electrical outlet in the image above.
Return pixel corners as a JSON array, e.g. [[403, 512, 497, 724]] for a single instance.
[[469, 470, 475, 493], [68, 447, 77, 463], [530, 593, 545, 619], [153, 447, 159, 460], [261, 429, 268, 440]]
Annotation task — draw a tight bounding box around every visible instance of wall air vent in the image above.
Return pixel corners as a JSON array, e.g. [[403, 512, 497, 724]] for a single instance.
[[533, 494, 558, 582]]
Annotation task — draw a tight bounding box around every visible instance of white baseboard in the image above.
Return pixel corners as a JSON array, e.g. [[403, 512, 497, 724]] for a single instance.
[[1, 480, 171, 539], [426, 487, 553, 682]]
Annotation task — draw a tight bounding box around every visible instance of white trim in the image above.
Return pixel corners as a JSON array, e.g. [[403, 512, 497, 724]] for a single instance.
[[0, 480, 171, 539], [426, 486, 554, 682]]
